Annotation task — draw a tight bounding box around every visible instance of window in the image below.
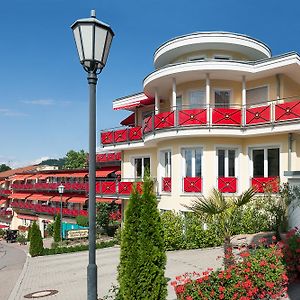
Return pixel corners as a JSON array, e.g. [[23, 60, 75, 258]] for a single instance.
[[189, 90, 205, 108], [217, 149, 236, 177], [213, 55, 231, 60], [161, 150, 171, 177], [214, 90, 231, 107], [252, 148, 279, 177], [176, 95, 182, 111], [134, 157, 150, 178], [182, 148, 202, 177], [188, 55, 205, 62], [142, 110, 153, 120], [246, 86, 268, 106]]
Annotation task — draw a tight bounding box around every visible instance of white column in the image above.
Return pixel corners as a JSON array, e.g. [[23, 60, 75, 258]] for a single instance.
[[242, 76, 246, 126], [172, 78, 176, 110], [206, 73, 210, 125], [155, 88, 159, 114]]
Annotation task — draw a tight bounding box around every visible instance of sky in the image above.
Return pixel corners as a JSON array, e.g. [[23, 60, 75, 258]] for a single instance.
[[1, 0, 300, 168]]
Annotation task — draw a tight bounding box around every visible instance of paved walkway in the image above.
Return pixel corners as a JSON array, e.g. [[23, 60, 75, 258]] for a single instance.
[[6, 242, 300, 300]]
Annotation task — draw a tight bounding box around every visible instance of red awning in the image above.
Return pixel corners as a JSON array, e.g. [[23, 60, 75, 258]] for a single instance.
[[120, 113, 135, 126], [70, 172, 88, 178], [113, 94, 154, 110], [8, 193, 32, 200], [49, 195, 70, 202], [67, 196, 88, 204], [26, 174, 41, 180], [53, 173, 74, 178], [96, 198, 121, 205], [96, 167, 118, 178], [27, 194, 52, 201], [0, 199, 6, 205], [17, 214, 38, 221], [38, 174, 50, 180], [0, 225, 9, 229], [11, 174, 33, 181]]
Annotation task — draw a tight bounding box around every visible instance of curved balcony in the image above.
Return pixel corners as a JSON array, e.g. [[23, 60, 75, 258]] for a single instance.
[[101, 98, 300, 148]]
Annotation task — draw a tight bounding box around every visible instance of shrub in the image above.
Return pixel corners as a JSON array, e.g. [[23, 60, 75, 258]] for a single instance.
[[172, 243, 288, 300], [17, 233, 27, 244], [53, 214, 61, 242], [27, 226, 32, 241], [76, 215, 89, 227], [29, 222, 44, 257], [46, 222, 54, 237], [0, 228, 5, 238], [281, 227, 300, 280]]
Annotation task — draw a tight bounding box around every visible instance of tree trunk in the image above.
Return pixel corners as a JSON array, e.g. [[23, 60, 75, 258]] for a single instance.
[[223, 236, 234, 268]]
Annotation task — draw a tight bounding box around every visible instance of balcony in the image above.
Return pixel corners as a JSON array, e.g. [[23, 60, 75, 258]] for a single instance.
[[183, 177, 202, 193], [11, 201, 88, 218], [218, 177, 237, 193], [11, 182, 88, 193], [0, 189, 11, 196], [251, 177, 279, 193], [162, 177, 171, 192], [101, 98, 300, 147], [96, 179, 143, 196], [96, 152, 121, 162]]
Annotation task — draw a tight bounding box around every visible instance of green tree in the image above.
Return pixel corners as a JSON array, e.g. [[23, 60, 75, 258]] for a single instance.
[[76, 215, 89, 227], [118, 176, 167, 299], [53, 215, 61, 242], [29, 222, 44, 257], [0, 164, 11, 172], [186, 188, 256, 268], [63, 150, 87, 169]]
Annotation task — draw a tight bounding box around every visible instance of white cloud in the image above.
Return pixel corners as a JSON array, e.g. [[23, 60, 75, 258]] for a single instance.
[[0, 108, 28, 117], [21, 99, 55, 106]]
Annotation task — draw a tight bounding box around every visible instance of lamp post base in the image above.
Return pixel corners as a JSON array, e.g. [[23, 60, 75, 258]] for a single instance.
[[87, 263, 98, 299]]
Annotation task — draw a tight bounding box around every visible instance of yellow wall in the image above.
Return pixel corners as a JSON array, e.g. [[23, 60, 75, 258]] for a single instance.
[[282, 75, 300, 99]]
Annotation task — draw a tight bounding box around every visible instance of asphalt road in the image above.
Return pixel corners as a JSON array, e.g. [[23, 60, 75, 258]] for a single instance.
[[0, 241, 26, 300]]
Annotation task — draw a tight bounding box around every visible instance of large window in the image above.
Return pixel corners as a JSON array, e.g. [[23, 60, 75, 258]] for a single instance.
[[189, 90, 205, 108], [252, 147, 279, 177], [161, 150, 171, 177], [218, 149, 236, 177], [214, 90, 231, 107], [182, 148, 202, 177], [134, 157, 150, 178], [246, 86, 268, 106]]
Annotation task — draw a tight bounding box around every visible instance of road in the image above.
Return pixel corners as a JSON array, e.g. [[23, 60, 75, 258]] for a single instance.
[[0, 241, 26, 300]]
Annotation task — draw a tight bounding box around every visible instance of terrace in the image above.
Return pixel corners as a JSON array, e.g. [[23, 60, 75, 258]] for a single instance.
[[101, 97, 300, 146]]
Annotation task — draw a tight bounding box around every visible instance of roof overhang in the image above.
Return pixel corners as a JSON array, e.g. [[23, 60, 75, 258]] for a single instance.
[[113, 93, 154, 111]]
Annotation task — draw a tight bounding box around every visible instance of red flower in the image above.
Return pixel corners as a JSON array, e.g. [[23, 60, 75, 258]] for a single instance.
[[219, 293, 224, 299], [219, 286, 225, 293]]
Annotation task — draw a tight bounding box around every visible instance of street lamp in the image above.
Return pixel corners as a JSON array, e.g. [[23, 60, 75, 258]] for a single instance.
[[58, 184, 65, 241], [71, 10, 114, 300]]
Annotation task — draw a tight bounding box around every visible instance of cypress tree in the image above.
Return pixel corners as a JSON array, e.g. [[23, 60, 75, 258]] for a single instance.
[[118, 185, 142, 299], [118, 176, 167, 299], [29, 221, 44, 257], [53, 214, 61, 243]]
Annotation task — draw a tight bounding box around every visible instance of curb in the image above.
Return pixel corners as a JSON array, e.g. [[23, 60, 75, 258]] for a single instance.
[[8, 253, 30, 300]]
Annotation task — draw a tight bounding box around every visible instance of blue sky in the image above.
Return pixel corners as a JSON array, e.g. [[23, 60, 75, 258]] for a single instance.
[[1, 0, 300, 168]]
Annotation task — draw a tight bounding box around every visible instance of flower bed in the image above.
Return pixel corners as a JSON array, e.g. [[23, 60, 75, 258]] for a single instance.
[[172, 244, 288, 299]]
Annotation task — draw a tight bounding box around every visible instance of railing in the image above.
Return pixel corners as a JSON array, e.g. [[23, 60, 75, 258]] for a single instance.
[[218, 177, 237, 193], [0, 209, 12, 217], [96, 179, 143, 196], [11, 182, 89, 192], [0, 189, 11, 196], [183, 177, 202, 193], [11, 201, 88, 217], [100, 97, 300, 146], [162, 177, 171, 192], [251, 177, 279, 193], [96, 152, 121, 162]]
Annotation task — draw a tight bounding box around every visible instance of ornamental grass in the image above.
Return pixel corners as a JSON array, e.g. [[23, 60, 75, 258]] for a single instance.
[[172, 240, 288, 300]]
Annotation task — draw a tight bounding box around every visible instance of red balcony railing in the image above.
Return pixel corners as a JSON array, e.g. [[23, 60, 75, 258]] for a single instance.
[[101, 98, 300, 147], [11, 182, 88, 192], [0, 189, 11, 196], [218, 177, 237, 193], [11, 201, 88, 217], [96, 152, 121, 162], [183, 177, 202, 193], [0, 209, 12, 217], [96, 180, 144, 196], [162, 177, 171, 192], [251, 177, 279, 193]]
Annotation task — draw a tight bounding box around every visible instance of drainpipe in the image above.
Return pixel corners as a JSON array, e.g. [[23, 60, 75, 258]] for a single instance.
[[288, 133, 293, 171]]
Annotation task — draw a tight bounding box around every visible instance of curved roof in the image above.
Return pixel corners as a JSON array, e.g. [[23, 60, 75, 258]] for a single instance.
[[154, 32, 272, 69]]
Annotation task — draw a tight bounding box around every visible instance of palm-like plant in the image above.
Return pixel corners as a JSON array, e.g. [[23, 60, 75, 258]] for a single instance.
[[185, 187, 256, 267]]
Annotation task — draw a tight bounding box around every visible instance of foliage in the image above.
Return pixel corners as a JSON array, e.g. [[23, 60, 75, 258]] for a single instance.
[[185, 188, 256, 267], [38, 158, 66, 169], [0, 164, 11, 172], [29, 222, 44, 257], [41, 240, 116, 256], [46, 222, 54, 237], [118, 176, 167, 299], [76, 215, 89, 227], [17, 233, 27, 244], [53, 215, 61, 242], [172, 242, 288, 300], [63, 149, 87, 169], [0, 229, 5, 238], [96, 202, 120, 234], [27, 226, 32, 241], [281, 227, 300, 280]]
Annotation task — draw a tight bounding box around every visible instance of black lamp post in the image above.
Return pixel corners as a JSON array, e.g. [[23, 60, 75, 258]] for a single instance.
[[58, 184, 65, 241], [71, 10, 114, 300]]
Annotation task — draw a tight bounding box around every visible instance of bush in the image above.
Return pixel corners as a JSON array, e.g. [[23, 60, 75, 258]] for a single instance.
[[46, 222, 54, 237], [0, 229, 5, 238], [29, 222, 44, 257], [172, 244, 288, 300], [17, 233, 27, 244], [76, 215, 89, 227], [53, 214, 61, 242], [27, 226, 31, 241]]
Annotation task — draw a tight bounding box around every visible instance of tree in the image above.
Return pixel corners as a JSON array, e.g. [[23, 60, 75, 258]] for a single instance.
[[0, 164, 11, 172], [63, 150, 87, 169], [186, 188, 256, 268], [118, 176, 167, 299], [29, 222, 44, 257], [53, 214, 61, 242]]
